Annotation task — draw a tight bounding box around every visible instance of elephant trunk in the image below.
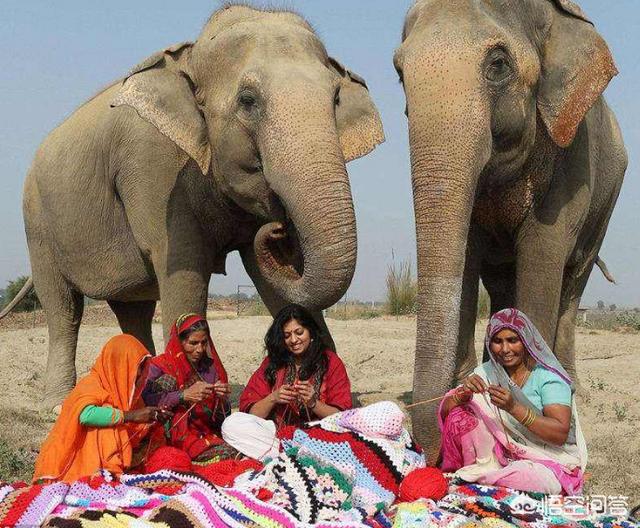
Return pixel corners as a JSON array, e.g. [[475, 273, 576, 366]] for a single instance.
[[254, 80, 356, 311], [404, 52, 492, 454]]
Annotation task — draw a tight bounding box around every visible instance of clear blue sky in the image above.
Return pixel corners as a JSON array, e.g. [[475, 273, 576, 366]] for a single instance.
[[1, 1, 638, 306]]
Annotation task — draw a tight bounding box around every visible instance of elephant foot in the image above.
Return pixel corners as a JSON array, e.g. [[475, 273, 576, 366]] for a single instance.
[[43, 389, 71, 413]]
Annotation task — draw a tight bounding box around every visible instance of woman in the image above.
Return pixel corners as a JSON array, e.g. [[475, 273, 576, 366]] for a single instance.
[[439, 308, 587, 494], [33, 334, 169, 483], [143, 313, 232, 462], [222, 304, 352, 460]]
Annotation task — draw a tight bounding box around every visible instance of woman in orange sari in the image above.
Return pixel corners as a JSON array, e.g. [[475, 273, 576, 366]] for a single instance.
[[33, 334, 169, 483]]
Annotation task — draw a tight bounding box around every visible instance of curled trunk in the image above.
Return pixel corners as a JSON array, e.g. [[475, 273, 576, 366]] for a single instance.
[[253, 82, 357, 311]]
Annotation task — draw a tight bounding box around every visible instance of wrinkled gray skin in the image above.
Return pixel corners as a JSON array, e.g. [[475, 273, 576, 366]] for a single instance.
[[394, 0, 627, 456], [23, 5, 384, 408]]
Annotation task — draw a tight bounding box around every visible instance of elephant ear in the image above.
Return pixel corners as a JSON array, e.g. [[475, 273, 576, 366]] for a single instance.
[[111, 42, 211, 175], [328, 57, 385, 162], [537, 4, 617, 148]]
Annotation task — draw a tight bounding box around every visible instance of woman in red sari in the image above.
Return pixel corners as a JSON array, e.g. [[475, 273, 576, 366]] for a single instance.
[[142, 313, 232, 461], [222, 304, 352, 460]]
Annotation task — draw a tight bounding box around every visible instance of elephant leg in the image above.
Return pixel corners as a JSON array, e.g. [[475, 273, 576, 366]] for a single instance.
[[515, 215, 568, 352], [107, 300, 157, 354], [454, 228, 484, 382], [155, 269, 209, 344], [30, 257, 84, 409], [554, 294, 581, 382], [480, 260, 516, 362], [150, 212, 210, 343], [240, 246, 336, 350], [555, 252, 599, 382]]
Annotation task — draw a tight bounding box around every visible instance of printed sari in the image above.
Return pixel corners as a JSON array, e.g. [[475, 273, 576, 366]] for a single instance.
[[33, 335, 151, 483], [438, 309, 588, 494], [144, 313, 231, 460]]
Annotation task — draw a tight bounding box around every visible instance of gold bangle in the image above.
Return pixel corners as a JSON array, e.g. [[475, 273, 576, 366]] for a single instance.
[[520, 408, 536, 427], [451, 392, 461, 405]]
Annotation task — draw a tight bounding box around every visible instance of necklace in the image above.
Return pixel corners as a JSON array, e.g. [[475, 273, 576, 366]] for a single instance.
[[511, 366, 531, 388]]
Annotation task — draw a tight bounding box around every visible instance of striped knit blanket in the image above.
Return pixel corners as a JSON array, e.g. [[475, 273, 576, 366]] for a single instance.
[[0, 402, 636, 527]]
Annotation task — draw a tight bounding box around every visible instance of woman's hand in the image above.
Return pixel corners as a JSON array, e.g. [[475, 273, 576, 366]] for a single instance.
[[294, 380, 316, 407], [462, 374, 488, 393], [487, 384, 515, 412], [124, 406, 173, 424], [270, 384, 297, 405], [182, 381, 215, 403], [213, 381, 230, 397], [452, 385, 473, 405]]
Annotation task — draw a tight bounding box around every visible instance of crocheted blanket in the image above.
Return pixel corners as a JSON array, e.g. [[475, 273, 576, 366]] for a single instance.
[[1, 402, 636, 527], [392, 480, 639, 528], [3, 472, 635, 528]]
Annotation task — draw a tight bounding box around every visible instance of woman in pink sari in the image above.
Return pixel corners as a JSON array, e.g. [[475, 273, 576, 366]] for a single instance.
[[439, 308, 587, 494]]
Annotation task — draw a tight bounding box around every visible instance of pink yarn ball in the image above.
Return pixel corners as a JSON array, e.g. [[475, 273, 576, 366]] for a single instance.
[[399, 467, 448, 502]]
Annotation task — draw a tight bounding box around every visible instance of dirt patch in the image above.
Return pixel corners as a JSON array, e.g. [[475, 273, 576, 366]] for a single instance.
[[0, 314, 637, 503]]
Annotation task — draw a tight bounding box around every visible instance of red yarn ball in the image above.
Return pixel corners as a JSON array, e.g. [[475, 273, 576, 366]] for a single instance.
[[399, 467, 448, 502], [145, 446, 193, 474]]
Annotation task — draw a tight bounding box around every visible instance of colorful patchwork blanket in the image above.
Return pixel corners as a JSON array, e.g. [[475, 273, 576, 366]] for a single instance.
[[0, 402, 637, 527], [2, 471, 636, 527]]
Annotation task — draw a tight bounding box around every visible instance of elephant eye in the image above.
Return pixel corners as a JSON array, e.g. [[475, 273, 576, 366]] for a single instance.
[[334, 88, 341, 107], [485, 49, 513, 85], [238, 91, 257, 110]]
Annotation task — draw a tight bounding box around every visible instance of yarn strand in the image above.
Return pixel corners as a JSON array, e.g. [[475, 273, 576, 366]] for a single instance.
[[404, 394, 447, 409]]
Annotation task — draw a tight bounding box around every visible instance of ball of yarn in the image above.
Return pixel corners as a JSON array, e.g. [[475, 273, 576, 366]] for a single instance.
[[145, 446, 193, 474], [399, 467, 448, 502]]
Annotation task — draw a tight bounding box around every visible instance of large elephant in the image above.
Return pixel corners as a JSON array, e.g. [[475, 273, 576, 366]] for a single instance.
[[394, 0, 626, 453], [21, 5, 383, 408]]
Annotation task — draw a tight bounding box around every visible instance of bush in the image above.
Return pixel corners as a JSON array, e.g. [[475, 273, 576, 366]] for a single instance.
[[2, 276, 40, 312], [616, 311, 640, 331], [327, 304, 382, 320], [385, 260, 417, 315], [243, 298, 271, 316]]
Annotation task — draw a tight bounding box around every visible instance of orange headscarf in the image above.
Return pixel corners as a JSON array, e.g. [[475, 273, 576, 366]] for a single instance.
[[33, 334, 150, 483]]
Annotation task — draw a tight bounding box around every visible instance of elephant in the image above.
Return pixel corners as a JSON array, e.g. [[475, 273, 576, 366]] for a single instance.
[[394, 0, 627, 454], [19, 4, 384, 408]]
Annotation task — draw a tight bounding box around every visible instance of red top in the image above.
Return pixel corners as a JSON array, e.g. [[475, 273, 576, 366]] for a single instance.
[[239, 350, 352, 428], [149, 313, 229, 458]]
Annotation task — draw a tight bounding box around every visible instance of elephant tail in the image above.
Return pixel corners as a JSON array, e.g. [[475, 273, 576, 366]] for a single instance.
[[595, 256, 616, 284], [0, 276, 34, 319]]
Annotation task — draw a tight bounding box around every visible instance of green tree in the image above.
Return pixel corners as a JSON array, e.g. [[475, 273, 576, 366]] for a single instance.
[[3, 276, 40, 312]]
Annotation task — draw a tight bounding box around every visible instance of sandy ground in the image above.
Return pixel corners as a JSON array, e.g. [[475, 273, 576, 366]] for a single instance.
[[0, 311, 638, 504]]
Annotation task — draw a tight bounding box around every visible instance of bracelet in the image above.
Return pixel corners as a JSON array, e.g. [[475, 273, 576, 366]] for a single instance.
[[451, 392, 461, 405], [519, 408, 536, 427]]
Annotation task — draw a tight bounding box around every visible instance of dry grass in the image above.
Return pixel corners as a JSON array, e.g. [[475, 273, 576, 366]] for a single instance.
[[385, 260, 417, 315]]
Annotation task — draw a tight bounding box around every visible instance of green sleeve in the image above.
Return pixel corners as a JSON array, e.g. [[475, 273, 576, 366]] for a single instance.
[[79, 405, 123, 427]]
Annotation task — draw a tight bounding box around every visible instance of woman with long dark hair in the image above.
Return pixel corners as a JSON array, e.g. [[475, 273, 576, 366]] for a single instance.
[[222, 304, 352, 460]]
